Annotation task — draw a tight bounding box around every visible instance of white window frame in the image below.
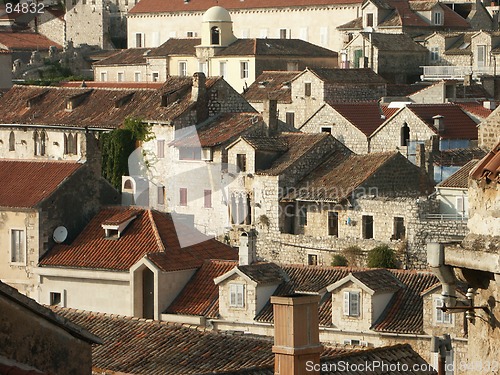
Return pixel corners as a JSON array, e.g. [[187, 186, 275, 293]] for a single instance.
[[117, 71, 124, 82], [343, 291, 360, 317], [179, 61, 187, 77], [430, 47, 440, 62], [10, 228, 26, 265], [435, 297, 452, 324], [157, 185, 165, 205], [135, 32, 144, 48], [151, 71, 160, 82], [219, 61, 227, 77], [433, 11, 442, 26], [198, 62, 208, 75], [320, 126, 333, 133], [49, 290, 66, 307], [299, 27, 308, 41], [100, 71, 107, 82], [157, 139, 165, 158], [320, 27, 328, 46], [151, 31, 160, 47], [240, 61, 249, 79], [134, 71, 142, 82], [229, 284, 245, 307]]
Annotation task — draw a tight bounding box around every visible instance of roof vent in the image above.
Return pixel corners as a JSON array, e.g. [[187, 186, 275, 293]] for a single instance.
[[433, 115, 445, 133], [26, 90, 49, 108], [65, 90, 92, 111], [115, 92, 135, 108]]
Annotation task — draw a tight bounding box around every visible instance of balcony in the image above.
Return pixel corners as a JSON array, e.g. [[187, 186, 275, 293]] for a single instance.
[[421, 65, 497, 81], [425, 213, 468, 221]]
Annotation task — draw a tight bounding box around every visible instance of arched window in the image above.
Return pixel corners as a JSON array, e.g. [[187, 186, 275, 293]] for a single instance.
[[9, 131, 15, 151], [66, 133, 75, 154], [211, 26, 220, 45], [123, 179, 133, 190], [72, 133, 78, 154], [34, 131, 40, 155], [401, 122, 410, 147], [40, 131, 46, 156]]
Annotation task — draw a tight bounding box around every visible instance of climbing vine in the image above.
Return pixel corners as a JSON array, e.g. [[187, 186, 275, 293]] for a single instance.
[[100, 117, 153, 190]]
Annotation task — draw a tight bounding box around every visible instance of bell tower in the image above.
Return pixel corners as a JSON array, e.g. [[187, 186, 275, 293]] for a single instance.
[[200, 6, 237, 48]]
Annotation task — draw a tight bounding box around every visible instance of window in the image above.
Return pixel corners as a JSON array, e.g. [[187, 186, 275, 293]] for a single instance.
[[433, 11, 442, 25], [135, 33, 143, 48], [240, 61, 249, 79], [179, 61, 187, 77], [64, 133, 78, 155], [299, 206, 307, 226], [456, 196, 468, 216], [100, 71, 107, 81], [10, 229, 25, 263], [9, 131, 15, 151], [219, 61, 227, 77], [393, 217, 405, 240], [477, 45, 486, 68], [328, 212, 339, 236], [117, 72, 124, 82], [435, 297, 452, 323], [299, 27, 308, 41], [34, 131, 46, 156], [134, 72, 141, 82], [157, 140, 165, 158], [236, 154, 247, 172], [229, 192, 252, 225], [320, 27, 328, 46], [157, 186, 165, 205], [179, 188, 188, 206], [286, 112, 295, 127], [304, 82, 311, 97], [152, 72, 160, 82], [362, 215, 373, 239], [211, 26, 220, 45], [308, 254, 318, 265], [366, 13, 374, 27], [321, 126, 332, 134], [204, 189, 212, 208], [198, 62, 207, 75], [430, 47, 439, 62], [400, 122, 410, 146], [50, 292, 62, 306], [279, 29, 287, 39], [343, 291, 360, 317], [151, 31, 160, 47], [229, 284, 245, 307], [179, 147, 201, 160], [187, 31, 196, 37]]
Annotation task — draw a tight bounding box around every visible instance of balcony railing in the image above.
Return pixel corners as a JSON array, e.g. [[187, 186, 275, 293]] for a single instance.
[[425, 213, 468, 221], [421, 65, 497, 80]]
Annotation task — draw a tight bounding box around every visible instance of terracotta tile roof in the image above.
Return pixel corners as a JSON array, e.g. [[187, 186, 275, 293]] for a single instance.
[[129, 0, 363, 14], [59, 81, 165, 89], [92, 48, 149, 66], [0, 160, 82, 208], [434, 147, 486, 167], [0, 31, 61, 50], [243, 71, 298, 104], [0, 280, 101, 345], [238, 262, 287, 284], [171, 112, 261, 148], [327, 102, 393, 136], [284, 152, 399, 202], [437, 159, 478, 188], [444, 33, 473, 56], [0, 363, 45, 375], [337, 16, 362, 29], [307, 68, 386, 84], [361, 32, 428, 52], [470, 141, 500, 183], [149, 38, 200, 57], [241, 135, 289, 152], [39, 207, 237, 271], [165, 259, 237, 317], [219, 38, 337, 57], [0, 77, 220, 128], [350, 269, 403, 292], [407, 103, 478, 140], [386, 82, 430, 96], [456, 101, 494, 119]]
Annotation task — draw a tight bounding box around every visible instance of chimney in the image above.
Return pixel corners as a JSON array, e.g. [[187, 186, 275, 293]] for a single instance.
[[192, 72, 209, 123], [238, 231, 256, 266], [433, 115, 445, 133], [271, 294, 322, 375], [263, 97, 279, 137], [415, 143, 426, 170], [483, 100, 497, 110]]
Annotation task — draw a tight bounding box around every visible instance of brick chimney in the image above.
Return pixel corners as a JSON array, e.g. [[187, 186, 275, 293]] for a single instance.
[[239, 230, 256, 266], [192, 72, 209, 123], [271, 294, 322, 375], [263, 97, 279, 137]]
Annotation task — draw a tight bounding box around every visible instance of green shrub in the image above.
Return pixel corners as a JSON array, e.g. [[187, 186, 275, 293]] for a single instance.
[[367, 245, 397, 268], [331, 254, 348, 267]]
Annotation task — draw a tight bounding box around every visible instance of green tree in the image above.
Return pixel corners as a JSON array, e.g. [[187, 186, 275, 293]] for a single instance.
[[367, 245, 398, 268], [331, 254, 348, 267]]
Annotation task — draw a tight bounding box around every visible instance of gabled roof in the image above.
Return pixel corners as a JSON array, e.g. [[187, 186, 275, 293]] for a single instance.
[[437, 159, 478, 188], [243, 71, 298, 104], [219, 38, 337, 57], [129, 0, 363, 14], [0, 160, 82, 208], [359, 32, 428, 52], [0, 280, 101, 345], [433, 147, 486, 167], [214, 262, 287, 285], [39, 207, 237, 272], [92, 48, 149, 66], [0, 31, 61, 50], [327, 269, 403, 294], [456, 101, 494, 119], [165, 259, 237, 318], [149, 38, 200, 57], [470, 140, 500, 183], [296, 67, 386, 85]]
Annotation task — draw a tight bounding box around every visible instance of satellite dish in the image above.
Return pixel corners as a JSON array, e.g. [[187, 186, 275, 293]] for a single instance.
[[53, 226, 68, 243]]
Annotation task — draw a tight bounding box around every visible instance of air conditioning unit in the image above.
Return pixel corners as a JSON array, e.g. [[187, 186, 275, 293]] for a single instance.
[[201, 147, 213, 161]]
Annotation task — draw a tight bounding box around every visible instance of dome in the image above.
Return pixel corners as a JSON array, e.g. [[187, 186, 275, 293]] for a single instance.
[[202, 6, 232, 23]]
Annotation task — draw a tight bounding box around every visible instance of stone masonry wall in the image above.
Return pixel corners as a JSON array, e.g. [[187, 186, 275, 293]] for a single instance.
[[478, 106, 500, 150]]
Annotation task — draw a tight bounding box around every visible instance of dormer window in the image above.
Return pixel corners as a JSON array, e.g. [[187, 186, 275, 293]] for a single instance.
[[229, 284, 245, 307], [236, 154, 247, 172], [102, 213, 137, 239], [366, 13, 374, 27], [343, 291, 360, 317], [433, 11, 442, 25]]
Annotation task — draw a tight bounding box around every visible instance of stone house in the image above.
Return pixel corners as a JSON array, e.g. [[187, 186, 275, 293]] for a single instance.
[[298, 101, 398, 154], [0, 280, 101, 375], [428, 141, 500, 374], [0, 30, 61, 67], [477, 100, 500, 150], [127, 0, 362, 53], [36, 206, 237, 320], [0, 159, 117, 299], [422, 32, 475, 68], [342, 32, 428, 83]]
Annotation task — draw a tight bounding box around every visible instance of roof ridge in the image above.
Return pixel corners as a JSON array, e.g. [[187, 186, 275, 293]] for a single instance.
[[147, 210, 166, 252]]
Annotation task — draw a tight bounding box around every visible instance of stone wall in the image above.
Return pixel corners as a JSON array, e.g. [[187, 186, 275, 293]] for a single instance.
[[478, 107, 500, 150], [64, 0, 111, 49]]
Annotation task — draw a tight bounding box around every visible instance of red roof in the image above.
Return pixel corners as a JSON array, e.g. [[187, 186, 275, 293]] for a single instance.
[[0, 31, 61, 50], [407, 103, 478, 140], [39, 207, 237, 271], [0, 160, 82, 208], [456, 101, 494, 120], [129, 0, 362, 14], [59, 81, 164, 89], [471, 141, 500, 183]]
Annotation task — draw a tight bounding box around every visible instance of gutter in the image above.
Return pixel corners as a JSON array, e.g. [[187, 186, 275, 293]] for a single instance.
[[0, 123, 113, 132]]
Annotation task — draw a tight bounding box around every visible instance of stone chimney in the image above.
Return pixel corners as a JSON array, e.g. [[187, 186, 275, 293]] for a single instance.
[[263, 97, 279, 137], [271, 294, 322, 375], [483, 101, 497, 110], [192, 72, 209, 123], [238, 231, 256, 266], [415, 143, 426, 170], [433, 115, 445, 133]]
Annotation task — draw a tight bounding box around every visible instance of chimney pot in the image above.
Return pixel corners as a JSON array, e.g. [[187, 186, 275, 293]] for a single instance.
[[239, 231, 255, 266], [483, 101, 496, 110], [432, 115, 445, 132], [192, 72, 209, 123]]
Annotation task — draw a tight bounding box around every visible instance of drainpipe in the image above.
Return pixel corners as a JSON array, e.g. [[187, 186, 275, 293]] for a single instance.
[[427, 243, 458, 307]]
